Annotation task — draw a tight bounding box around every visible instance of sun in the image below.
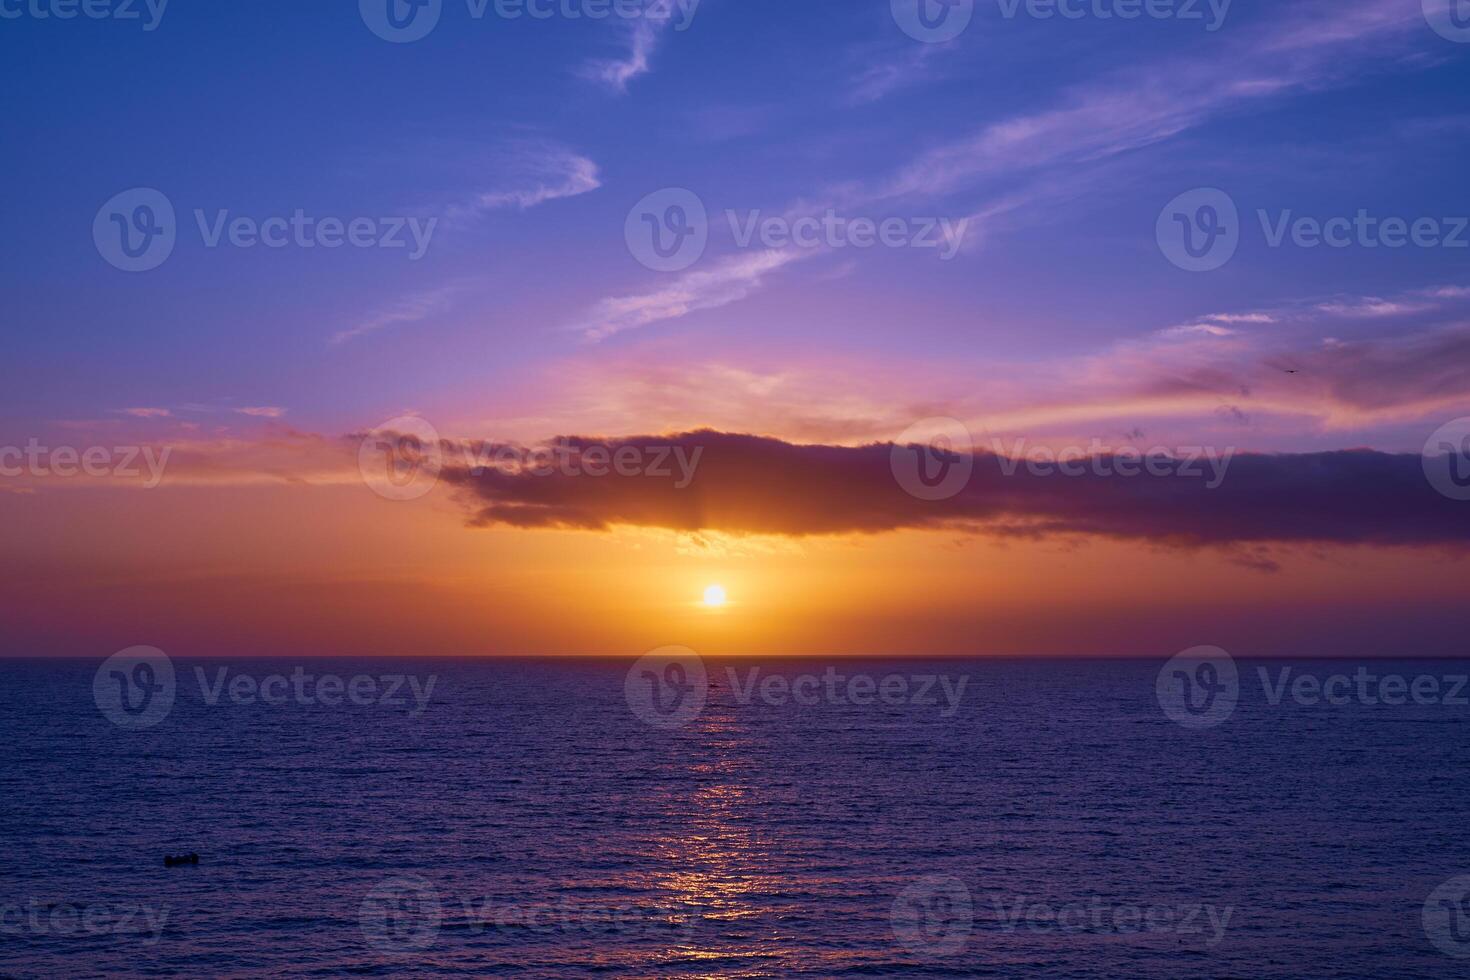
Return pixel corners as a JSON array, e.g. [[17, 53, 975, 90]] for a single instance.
[[702, 584, 728, 608]]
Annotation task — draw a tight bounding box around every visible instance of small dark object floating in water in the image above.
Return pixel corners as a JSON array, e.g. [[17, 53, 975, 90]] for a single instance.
[[164, 853, 199, 867]]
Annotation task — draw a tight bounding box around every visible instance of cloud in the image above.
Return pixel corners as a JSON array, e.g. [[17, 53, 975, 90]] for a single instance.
[[582, 3, 696, 94], [868, 0, 1423, 208], [451, 146, 601, 218], [117, 407, 172, 419], [576, 249, 807, 342], [237, 407, 286, 419], [332, 282, 467, 346], [437, 431, 1470, 556], [1316, 298, 1433, 318]]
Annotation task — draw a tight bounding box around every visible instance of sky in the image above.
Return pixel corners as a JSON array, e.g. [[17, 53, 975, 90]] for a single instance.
[[2, 0, 1469, 656]]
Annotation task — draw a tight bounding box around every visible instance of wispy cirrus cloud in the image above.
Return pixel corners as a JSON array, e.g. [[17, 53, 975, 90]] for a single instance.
[[576, 249, 808, 342], [449, 144, 602, 219], [332, 281, 469, 347], [883, 1, 1422, 206], [582, 2, 700, 93]]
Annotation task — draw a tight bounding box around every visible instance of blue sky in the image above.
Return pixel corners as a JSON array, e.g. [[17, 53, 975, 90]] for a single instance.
[[3, 0, 1469, 450]]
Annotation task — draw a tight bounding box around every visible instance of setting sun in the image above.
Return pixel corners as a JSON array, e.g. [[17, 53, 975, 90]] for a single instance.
[[703, 584, 728, 608]]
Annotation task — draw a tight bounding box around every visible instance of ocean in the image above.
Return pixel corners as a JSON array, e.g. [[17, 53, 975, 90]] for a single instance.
[[3, 656, 1469, 978]]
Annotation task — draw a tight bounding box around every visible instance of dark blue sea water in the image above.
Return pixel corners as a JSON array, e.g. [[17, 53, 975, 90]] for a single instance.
[[3, 656, 1470, 978]]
